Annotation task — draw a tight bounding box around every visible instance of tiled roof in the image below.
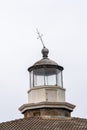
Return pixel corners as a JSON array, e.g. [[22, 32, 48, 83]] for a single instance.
[[0, 117, 87, 130]]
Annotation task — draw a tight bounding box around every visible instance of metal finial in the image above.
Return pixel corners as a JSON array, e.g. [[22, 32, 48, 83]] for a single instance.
[[36, 28, 49, 58], [41, 47, 49, 58], [36, 28, 45, 48]]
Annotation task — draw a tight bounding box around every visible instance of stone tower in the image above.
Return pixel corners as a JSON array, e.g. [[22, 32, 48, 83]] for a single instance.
[[19, 45, 75, 118]]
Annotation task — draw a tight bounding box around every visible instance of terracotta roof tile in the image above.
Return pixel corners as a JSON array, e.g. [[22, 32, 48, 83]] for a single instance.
[[0, 117, 87, 130]]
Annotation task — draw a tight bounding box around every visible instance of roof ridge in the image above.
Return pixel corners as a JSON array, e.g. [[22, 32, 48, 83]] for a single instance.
[[72, 117, 87, 120]]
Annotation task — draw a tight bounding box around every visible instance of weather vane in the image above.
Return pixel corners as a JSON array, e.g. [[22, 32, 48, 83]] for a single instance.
[[36, 28, 45, 48]]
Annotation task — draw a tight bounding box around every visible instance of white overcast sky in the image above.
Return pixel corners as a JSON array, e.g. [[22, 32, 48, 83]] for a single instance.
[[0, 0, 87, 122]]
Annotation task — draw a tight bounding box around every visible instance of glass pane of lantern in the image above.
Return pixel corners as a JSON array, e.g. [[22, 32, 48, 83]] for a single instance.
[[30, 71, 33, 88], [47, 74, 56, 85], [56, 70, 63, 87], [35, 75, 44, 86], [33, 69, 45, 86], [44, 68, 57, 86]]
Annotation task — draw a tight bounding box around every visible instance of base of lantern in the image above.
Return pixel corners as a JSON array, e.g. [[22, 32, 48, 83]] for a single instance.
[[19, 102, 75, 118]]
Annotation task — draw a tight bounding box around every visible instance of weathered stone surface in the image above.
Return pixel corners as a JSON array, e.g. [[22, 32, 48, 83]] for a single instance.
[[24, 108, 71, 118]]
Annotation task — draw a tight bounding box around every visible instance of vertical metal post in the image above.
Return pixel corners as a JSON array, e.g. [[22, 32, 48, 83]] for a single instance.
[[61, 71, 63, 88], [56, 70, 58, 86], [33, 71, 34, 87], [29, 72, 31, 88], [44, 68, 46, 86]]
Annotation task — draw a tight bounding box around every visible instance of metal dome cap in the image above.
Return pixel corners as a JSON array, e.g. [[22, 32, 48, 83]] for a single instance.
[[28, 47, 64, 72]]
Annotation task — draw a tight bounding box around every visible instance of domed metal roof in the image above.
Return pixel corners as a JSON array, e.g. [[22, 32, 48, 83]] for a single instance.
[[28, 47, 64, 72], [33, 58, 58, 66]]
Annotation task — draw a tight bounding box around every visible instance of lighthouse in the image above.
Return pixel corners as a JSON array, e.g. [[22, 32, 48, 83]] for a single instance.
[[19, 31, 75, 118]]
